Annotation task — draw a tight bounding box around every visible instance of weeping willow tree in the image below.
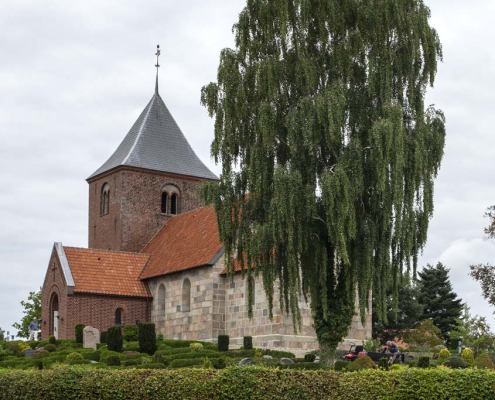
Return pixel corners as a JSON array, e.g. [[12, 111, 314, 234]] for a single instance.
[[201, 0, 445, 355]]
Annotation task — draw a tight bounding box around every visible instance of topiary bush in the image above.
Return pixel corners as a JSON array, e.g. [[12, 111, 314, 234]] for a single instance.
[[123, 324, 139, 342], [33, 350, 50, 359], [243, 336, 253, 350], [49, 335, 57, 345], [190, 343, 204, 352], [461, 348, 474, 366], [444, 355, 467, 369], [346, 356, 376, 372], [43, 344, 57, 353], [418, 356, 430, 368], [75, 324, 85, 344], [107, 326, 123, 353], [138, 323, 157, 355], [100, 331, 108, 344], [304, 353, 316, 362], [438, 348, 450, 359], [218, 335, 229, 352], [473, 352, 495, 370], [65, 352, 85, 365]]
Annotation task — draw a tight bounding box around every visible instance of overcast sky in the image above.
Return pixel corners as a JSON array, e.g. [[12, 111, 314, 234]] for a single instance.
[[1, 0, 494, 339]]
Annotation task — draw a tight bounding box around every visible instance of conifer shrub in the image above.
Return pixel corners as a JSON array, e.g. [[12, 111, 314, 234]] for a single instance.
[[438, 348, 450, 359], [473, 352, 495, 369], [123, 324, 138, 341], [213, 357, 226, 369], [100, 331, 108, 344], [345, 356, 376, 372], [66, 352, 85, 365], [218, 335, 229, 352], [48, 335, 57, 345], [107, 325, 123, 353], [75, 324, 85, 344], [138, 322, 157, 355], [43, 344, 56, 353], [106, 355, 121, 366], [243, 336, 253, 350], [33, 350, 49, 359], [304, 353, 316, 362], [418, 356, 430, 368], [443, 355, 467, 369], [461, 348, 474, 366]]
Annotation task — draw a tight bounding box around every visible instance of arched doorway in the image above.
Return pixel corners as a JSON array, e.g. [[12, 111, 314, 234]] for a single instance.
[[49, 293, 59, 339]]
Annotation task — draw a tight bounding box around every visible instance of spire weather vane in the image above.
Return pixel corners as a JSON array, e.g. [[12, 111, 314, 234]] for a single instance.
[[155, 44, 160, 93]]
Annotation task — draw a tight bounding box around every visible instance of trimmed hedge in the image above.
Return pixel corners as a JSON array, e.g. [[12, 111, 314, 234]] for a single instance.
[[218, 335, 229, 352], [107, 326, 123, 353], [138, 323, 157, 355], [243, 336, 253, 350], [75, 324, 85, 344], [4, 368, 495, 399]]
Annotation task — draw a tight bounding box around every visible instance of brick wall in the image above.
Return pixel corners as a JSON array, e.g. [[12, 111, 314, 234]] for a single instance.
[[88, 167, 211, 252]]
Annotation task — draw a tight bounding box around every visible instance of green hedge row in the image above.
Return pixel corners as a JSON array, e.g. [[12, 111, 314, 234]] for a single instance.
[[2, 367, 495, 399]]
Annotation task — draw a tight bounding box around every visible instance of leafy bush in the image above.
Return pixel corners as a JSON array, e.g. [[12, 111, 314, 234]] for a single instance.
[[65, 352, 85, 365], [124, 359, 140, 366], [346, 356, 376, 372], [138, 323, 156, 355], [444, 356, 467, 369], [106, 355, 121, 366], [44, 344, 57, 353], [418, 356, 430, 368], [49, 335, 57, 345], [213, 357, 226, 369], [438, 348, 450, 359], [100, 331, 107, 344], [123, 341, 140, 352], [75, 324, 85, 344], [363, 338, 381, 352], [279, 362, 322, 370], [390, 364, 405, 371], [378, 357, 389, 370], [169, 358, 205, 368], [243, 336, 253, 350], [218, 335, 229, 352], [190, 343, 204, 352], [133, 363, 166, 369], [304, 353, 316, 362], [461, 348, 474, 366], [202, 357, 213, 369], [434, 344, 447, 353], [404, 359, 418, 368], [107, 326, 123, 353], [123, 324, 138, 342], [33, 350, 50, 359], [474, 352, 495, 369]]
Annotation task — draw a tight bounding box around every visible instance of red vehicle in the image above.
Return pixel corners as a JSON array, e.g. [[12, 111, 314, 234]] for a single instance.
[[341, 342, 367, 361]]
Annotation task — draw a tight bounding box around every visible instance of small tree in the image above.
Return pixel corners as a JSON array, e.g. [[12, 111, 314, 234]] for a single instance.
[[107, 325, 123, 353], [138, 323, 157, 355], [75, 324, 85, 344], [403, 319, 443, 350], [12, 289, 42, 339], [123, 324, 139, 341], [218, 335, 229, 352]]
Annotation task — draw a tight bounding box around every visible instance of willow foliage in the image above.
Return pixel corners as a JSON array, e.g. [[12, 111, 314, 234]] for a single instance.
[[201, 0, 445, 350]]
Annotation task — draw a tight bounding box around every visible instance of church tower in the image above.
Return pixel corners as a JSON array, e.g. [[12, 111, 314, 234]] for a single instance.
[[87, 47, 217, 252]]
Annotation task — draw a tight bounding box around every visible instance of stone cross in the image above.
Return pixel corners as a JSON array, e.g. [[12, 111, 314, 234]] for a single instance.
[[83, 326, 100, 350]]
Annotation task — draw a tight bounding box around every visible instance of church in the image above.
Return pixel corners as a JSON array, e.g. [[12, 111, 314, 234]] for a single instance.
[[40, 63, 371, 352]]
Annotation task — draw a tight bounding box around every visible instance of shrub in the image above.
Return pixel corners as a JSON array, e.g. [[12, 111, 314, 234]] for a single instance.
[[190, 343, 204, 352], [265, 349, 296, 359], [75, 324, 85, 344], [346, 356, 376, 372], [66, 352, 85, 365], [213, 357, 226, 369], [202, 357, 213, 369], [49, 335, 57, 345], [169, 358, 205, 368], [33, 350, 50, 359], [138, 323, 157, 355], [133, 363, 166, 369], [444, 356, 467, 369], [243, 336, 253, 350], [107, 326, 123, 353], [123, 341, 140, 352], [123, 324, 139, 341], [106, 355, 121, 366], [390, 364, 405, 371], [461, 348, 474, 366], [124, 359, 140, 366], [404, 359, 418, 368], [100, 331, 108, 344], [44, 344, 57, 353], [304, 353, 316, 362], [379, 357, 389, 370], [418, 356, 430, 368], [334, 360, 349, 371], [363, 338, 381, 352], [218, 335, 229, 352], [473, 352, 495, 369], [434, 344, 447, 353], [438, 348, 450, 359]]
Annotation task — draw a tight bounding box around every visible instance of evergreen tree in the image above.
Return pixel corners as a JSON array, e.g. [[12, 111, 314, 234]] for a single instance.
[[201, 0, 445, 357], [417, 262, 463, 341], [12, 289, 42, 339]]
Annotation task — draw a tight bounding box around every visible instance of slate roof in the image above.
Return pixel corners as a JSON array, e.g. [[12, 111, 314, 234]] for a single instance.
[[63, 247, 151, 297], [87, 91, 217, 181], [140, 206, 223, 279]]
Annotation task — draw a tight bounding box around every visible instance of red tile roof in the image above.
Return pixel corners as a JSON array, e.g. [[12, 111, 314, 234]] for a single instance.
[[64, 247, 151, 297], [140, 206, 223, 279]]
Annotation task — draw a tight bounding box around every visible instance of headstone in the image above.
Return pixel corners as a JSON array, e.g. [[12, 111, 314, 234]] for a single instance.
[[239, 357, 255, 366], [24, 348, 36, 358], [280, 357, 294, 364], [262, 355, 273, 360], [83, 326, 100, 350]]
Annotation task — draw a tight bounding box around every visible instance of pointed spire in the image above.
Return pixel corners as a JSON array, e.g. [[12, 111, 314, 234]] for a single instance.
[[155, 44, 160, 94]]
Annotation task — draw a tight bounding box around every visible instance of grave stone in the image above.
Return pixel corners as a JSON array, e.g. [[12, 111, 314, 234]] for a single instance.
[[263, 355, 273, 360], [280, 357, 294, 364], [24, 348, 36, 358], [239, 357, 255, 366], [83, 326, 100, 350]]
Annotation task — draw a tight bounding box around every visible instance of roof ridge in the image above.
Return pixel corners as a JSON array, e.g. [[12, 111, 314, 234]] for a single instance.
[[63, 246, 150, 257]]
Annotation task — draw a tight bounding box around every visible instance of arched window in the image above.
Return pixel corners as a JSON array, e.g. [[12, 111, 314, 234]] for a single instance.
[[100, 183, 110, 215], [246, 276, 255, 306], [161, 192, 168, 214], [160, 184, 180, 215], [171, 194, 178, 215], [182, 278, 191, 312], [115, 308, 124, 325], [157, 284, 166, 314]]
